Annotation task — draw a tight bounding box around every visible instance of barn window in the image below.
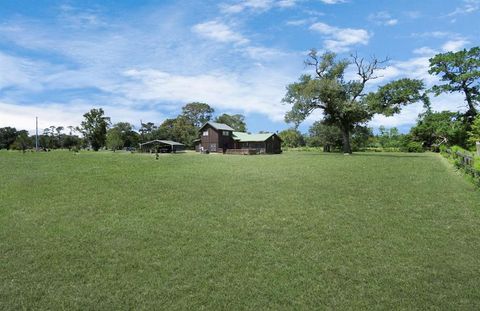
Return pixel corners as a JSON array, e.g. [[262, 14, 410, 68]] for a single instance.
[[222, 131, 230, 136], [203, 130, 209, 136]]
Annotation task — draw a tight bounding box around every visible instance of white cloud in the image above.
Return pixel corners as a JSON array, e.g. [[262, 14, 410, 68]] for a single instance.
[[0, 53, 34, 89], [190, 20, 294, 61], [369, 92, 468, 129], [242, 46, 288, 60], [369, 103, 423, 128], [410, 31, 470, 53], [370, 56, 436, 87], [310, 22, 371, 52], [0, 102, 83, 132], [411, 31, 458, 39], [277, 0, 297, 7], [286, 19, 309, 26], [319, 0, 346, 4], [368, 11, 398, 26], [385, 20, 398, 26], [405, 11, 422, 19], [119, 68, 291, 122], [413, 47, 438, 56], [448, 0, 480, 16], [0, 100, 165, 133], [0, 52, 51, 91], [192, 21, 249, 45], [58, 4, 107, 29], [286, 17, 318, 26], [219, 0, 298, 14], [442, 39, 470, 52], [0, 6, 303, 131]]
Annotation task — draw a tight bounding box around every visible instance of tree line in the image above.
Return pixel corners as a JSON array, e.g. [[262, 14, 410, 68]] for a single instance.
[[282, 46, 480, 153], [0, 102, 247, 152], [2, 47, 478, 153]]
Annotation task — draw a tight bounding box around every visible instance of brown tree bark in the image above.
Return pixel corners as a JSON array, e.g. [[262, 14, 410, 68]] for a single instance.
[[341, 127, 352, 154], [463, 86, 478, 120]]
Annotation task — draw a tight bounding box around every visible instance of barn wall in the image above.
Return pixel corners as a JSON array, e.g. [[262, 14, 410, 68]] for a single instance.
[[200, 125, 220, 152], [239, 136, 282, 154], [239, 142, 266, 154], [270, 135, 282, 154], [217, 131, 234, 151], [199, 125, 234, 152]]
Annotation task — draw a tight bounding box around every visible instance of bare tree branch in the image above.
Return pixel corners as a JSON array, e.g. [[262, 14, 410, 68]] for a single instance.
[[350, 53, 389, 102]]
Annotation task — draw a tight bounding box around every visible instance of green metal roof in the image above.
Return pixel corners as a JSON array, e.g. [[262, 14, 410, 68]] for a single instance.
[[200, 121, 234, 131], [232, 132, 277, 142]]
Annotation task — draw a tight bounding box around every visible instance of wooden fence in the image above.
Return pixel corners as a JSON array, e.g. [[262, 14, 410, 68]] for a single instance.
[[445, 149, 480, 181]]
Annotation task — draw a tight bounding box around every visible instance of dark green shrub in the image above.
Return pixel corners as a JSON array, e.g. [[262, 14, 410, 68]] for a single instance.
[[400, 141, 424, 153], [473, 156, 480, 171], [451, 145, 464, 153], [439, 145, 448, 154]]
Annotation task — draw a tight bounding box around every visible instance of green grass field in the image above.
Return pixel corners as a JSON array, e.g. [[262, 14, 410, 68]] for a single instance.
[[1, 150, 480, 309]]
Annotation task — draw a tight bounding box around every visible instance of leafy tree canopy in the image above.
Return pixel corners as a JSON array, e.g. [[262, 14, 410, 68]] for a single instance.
[[110, 122, 138, 148], [365, 79, 429, 116], [410, 111, 468, 148], [181, 102, 214, 127], [429, 46, 480, 120], [215, 113, 247, 132], [79, 108, 111, 151], [0, 127, 18, 150], [377, 126, 402, 148], [308, 121, 343, 151], [11, 130, 32, 152], [468, 114, 480, 145], [308, 121, 372, 152], [106, 128, 124, 151], [278, 128, 305, 148], [153, 117, 198, 148]]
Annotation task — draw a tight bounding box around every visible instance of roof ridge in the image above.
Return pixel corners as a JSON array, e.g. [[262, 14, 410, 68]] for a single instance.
[[200, 121, 235, 131]]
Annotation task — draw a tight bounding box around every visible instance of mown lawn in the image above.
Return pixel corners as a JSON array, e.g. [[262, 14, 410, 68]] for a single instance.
[[1, 150, 480, 310]]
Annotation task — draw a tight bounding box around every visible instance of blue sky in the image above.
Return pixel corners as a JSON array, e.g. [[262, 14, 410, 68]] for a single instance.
[[0, 0, 478, 134]]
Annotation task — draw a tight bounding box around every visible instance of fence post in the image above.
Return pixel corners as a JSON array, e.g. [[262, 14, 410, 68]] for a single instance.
[[476, 142, 480, 156]]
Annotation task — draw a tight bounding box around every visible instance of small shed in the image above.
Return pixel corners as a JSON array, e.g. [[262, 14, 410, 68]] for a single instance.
[[139, 140, 185, 153]]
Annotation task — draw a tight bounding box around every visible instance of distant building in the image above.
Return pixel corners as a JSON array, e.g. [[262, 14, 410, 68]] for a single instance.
[[139, 140, 185, 153], [196, 121, 282, 154]]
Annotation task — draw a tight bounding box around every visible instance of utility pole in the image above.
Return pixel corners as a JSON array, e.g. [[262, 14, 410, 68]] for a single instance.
[[35, 117, 39, 151]]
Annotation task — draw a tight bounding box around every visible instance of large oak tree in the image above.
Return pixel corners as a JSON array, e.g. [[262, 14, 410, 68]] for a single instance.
[[283, 50, 427, 153]]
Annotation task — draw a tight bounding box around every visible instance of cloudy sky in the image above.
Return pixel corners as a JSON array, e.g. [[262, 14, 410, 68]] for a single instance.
[[0, 0, 478, 133]]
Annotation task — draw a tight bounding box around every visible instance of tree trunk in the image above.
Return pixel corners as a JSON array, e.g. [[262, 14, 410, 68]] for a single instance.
[[341, 127, 352, 154], [463, 87, 477, 121]]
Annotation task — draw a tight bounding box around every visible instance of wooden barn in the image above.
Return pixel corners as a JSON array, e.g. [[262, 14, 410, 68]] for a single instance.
[[197, 121, 282, 154]]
